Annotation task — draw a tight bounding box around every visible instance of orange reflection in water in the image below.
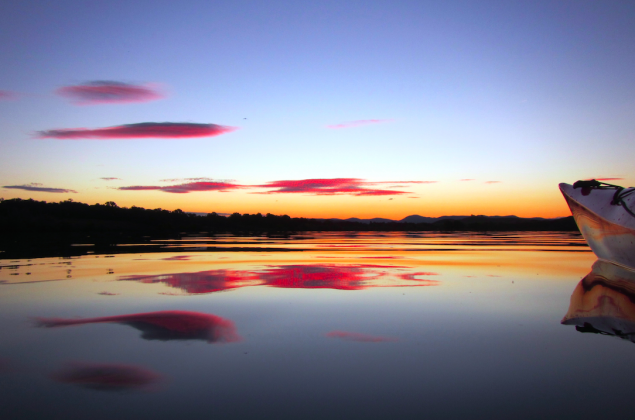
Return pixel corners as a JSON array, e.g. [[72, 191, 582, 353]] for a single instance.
[[52, 362, 162, 391], [120, 264, 440, 294], [36, 310, 241, 343]]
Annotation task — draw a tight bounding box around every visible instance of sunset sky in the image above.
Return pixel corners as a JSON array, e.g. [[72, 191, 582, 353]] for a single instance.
[[1, 0, 633, 219]]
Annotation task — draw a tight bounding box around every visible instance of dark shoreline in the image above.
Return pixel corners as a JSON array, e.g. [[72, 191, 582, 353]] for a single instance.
[[0, 198, 579, 259], [0, 197, 578, 234]]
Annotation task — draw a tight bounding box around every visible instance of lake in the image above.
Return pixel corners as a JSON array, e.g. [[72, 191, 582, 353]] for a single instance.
[[1, 231, 633, 419]]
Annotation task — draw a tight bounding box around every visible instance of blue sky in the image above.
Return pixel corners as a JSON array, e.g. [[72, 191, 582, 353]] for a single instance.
[[1, 0, 634, 218]]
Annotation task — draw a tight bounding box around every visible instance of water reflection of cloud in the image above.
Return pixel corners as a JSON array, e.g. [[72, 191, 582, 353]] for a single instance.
[[36, 310, 241, 343], [326, 331, 398, 342], [120, 264, 440, 294], [122, 270, 262, 294], [51, 362, 162, 391]]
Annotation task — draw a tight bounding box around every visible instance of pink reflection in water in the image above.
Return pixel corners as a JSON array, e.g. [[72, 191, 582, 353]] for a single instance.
[[122, 270, 262, 294], [120, 265, 440, 294], [326, 330, 398, 342], [36, 311, 241, 343], [52, 362, 162, 391], [259, 265, 439, 290]]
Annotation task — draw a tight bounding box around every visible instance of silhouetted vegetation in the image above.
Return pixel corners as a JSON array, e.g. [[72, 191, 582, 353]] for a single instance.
[[0, 198, 578, 235], [0, 198, 578, 258]]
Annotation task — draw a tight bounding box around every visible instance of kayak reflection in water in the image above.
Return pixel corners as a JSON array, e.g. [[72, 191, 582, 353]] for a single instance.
[[36, 310, 241, 343], [561, 260, 635, 343], [51, 362, 162, 391]]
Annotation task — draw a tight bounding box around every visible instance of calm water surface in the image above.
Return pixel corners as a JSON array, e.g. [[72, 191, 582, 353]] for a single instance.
[[1, 232, 633, 419]]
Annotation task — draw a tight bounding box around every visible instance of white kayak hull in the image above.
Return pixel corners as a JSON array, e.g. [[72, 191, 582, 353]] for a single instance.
[[559, 183, 635, 271]]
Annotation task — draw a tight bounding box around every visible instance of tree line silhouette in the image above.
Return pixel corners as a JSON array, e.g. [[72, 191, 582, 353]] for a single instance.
[[0, 197, 578, 235]]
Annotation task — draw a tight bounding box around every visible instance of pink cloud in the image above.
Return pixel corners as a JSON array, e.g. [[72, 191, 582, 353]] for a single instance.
[[485, 181, 501, 184], [3, 184, 77, 193], [0, 90, 18, 100], [100, 177, 119, 181], [116, 177, 430, 196], [327, 119, 393, 129], [460, 179, 475, 181], [253, 178, 420, 196], [159, 177, 234, 182], [596, 178, 624, 181], [119, 181, 244, 194], [55, 81, 164, 105], [326, 331, 397, 342], [37, 122, 237, 139]]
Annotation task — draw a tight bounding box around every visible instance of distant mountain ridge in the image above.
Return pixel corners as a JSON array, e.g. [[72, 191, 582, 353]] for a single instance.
[[328, 215, 552, 224]]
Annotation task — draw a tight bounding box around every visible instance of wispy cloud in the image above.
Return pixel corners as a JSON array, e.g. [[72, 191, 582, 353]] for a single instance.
[[327, 119, 393, 129], [3, 183, 77, 193], [596, 177, 624, 181], [253, 178, 424, 196], [37, 122, 238, 140], [159, 177, 235, 183], [484, 181, 501, 184], [119, 181, 244, 194], [55, 81, 164, 105], [0, 90, 18, 100], [460, 179, 475, 181], [100, 177, 120, 181], [116, 177, 430, 196]]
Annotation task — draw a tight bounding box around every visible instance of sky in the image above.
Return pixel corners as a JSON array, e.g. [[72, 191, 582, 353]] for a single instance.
[[1, 0, 634, 219]]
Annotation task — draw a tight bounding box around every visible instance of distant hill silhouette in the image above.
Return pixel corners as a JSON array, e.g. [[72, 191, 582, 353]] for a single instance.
[[328, 214, 551, 224]]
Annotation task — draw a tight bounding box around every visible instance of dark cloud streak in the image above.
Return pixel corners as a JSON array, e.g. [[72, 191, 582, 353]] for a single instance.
[[3, 184, 77, 193], [56, 81, 164, 105], [119, 181, 244, 194], [37, 122, 237, 140]]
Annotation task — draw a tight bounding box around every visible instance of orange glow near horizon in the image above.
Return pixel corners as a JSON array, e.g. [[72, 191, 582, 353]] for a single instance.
[[2, 180, 575, 219]]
